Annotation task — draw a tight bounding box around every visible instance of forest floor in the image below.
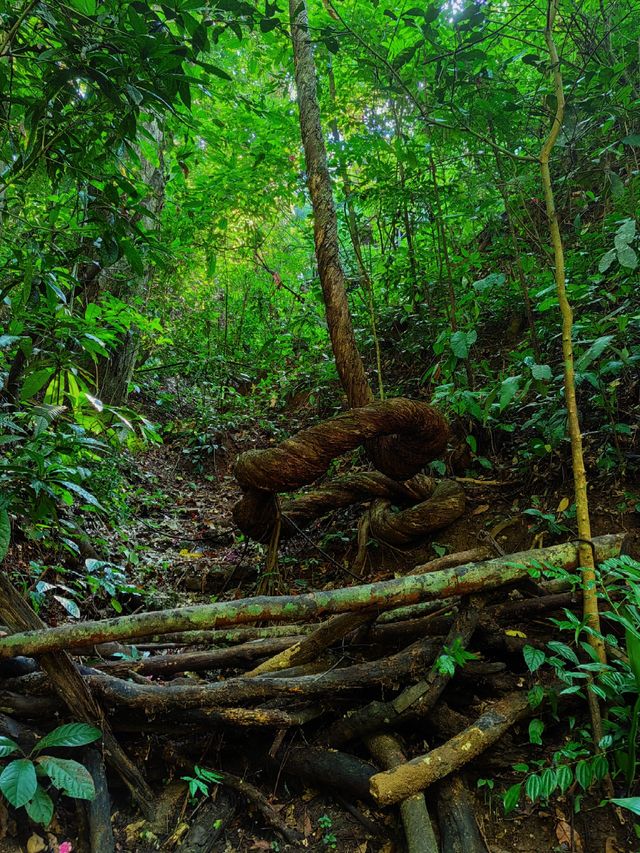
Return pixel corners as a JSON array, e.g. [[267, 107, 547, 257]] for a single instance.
[[4, 414, 640, 853]]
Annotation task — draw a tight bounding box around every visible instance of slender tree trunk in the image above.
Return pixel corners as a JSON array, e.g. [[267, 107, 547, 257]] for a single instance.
[[540, 0, 604, 663], [488, 121, 541, 359], [289, 0, 373, 408], [327, 63, 384, 399], [98, 121, 166, 405]]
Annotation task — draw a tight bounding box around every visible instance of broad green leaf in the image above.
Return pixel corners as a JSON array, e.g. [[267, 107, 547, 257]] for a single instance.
[[20, 368, 54, 401], [499, 375, 520, 411], [528, 718, 544, 745], [58, 482, 104, 511], [0, 736, 20, 758], [37, 757, 96, 800], [70, 0, 97, 13], [540, 768, 557, 798], [611, 797, 640, 816], [614, 218, 636, 247], [625, 629, 640, 688], [575, 759, 592, 790], [523, 645, 545, 672], [617, 244, 637, 270], [34, 724, 101, 754], [25, 784, 54, 826], [0, 759, 37, 807], [575, 336, 613, 372], [449, 330, 476, 360], [598, 248, 616, 273], [556, 764, 572, 793], [531, 363, 552, 381], [525, 773, 542, 802], [622, 135, 640, 147], [502, 782, 521, 815]]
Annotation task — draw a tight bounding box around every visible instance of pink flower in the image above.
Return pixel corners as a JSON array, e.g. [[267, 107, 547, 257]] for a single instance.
[[59, 843, 73, 853]]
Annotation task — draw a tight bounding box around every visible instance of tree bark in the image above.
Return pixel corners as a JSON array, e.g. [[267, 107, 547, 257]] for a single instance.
[[0, 535, 623, 658], [289, 0, 373, 407]]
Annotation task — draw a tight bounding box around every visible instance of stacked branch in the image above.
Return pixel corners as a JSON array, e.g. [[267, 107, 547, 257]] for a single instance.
[[0, 535, 625, 850]]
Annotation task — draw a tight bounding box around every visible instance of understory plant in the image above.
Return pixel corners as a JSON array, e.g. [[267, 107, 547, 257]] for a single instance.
[[0, 723, 101, 827], [500, 554, 640, 831]]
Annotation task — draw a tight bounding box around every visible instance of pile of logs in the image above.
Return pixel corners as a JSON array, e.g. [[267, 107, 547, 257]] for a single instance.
[[0, 534, 625, 851]]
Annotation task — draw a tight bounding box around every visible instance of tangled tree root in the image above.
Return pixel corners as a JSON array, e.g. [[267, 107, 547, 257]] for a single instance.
[[233, 398, 465, 545]]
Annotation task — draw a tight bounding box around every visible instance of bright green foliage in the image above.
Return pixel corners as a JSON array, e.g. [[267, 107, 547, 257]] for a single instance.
[[0, 722, 101, 827]]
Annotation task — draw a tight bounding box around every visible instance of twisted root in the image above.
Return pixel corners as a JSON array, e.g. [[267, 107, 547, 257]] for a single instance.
[[233, 398, 464, 545]]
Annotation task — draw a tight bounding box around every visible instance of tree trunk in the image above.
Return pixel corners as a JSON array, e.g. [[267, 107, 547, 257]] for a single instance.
[[98, 120, 166, 405], [289, 0, 373, 408]]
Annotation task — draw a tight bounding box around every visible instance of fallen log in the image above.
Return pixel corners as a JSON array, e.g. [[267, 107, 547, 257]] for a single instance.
[[84, 636, 439, 710], [0, 535, 622, 659], [245, 611, 374, 677], [276, 745, 378, 802], [0, 573, 156, 819], [324, 596, 484, 746], [367, 733, 438, 853], [83, 747, 116, 853], [437, 775, 489, 853], [95, 637, 303, 678], [369, 691, 530, 806]]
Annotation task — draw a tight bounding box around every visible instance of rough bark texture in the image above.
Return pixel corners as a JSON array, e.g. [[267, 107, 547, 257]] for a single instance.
[[369, 691, 530, 805], [0, 573, 155, 818], [0, 535, 623, 658], [233, 398, 452, 542], [367, 734, 438, 853], [289, 0, 372, 408]]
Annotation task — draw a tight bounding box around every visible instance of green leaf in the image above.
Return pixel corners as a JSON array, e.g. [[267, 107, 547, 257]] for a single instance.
[[617, 244, 637, 270], [540, 768, 557, 798], [531, 363, 552, 381], [0, 736, 20, 758], [625, 629, 640, 688], [598, 248, 616, 273], [34, 724, 101, 754], [575, 336, 614, 372], [528, 718, 544, 745], [25, 784, 54, 826], [449, 330, 476, 359], [58, 482, 104, 511], [547, 641, 579, 664], [622, 135, 640, 147], [0, 759, 37, 808], [0, 509, 10, 563], [37, 757, 96, 800], [20, 368, 55, 401], [69, 0, 97, 13], [525, 773, 542, 802], [502, 782, 521, 815], [614, 218, 636, 247], [527, 685, 544, 709], [611, 796, 640, 816], [523, 645, 546, 672], [575, 759, 592, 790], [556, 764, 572, 793], [498, 375, 520, 411]]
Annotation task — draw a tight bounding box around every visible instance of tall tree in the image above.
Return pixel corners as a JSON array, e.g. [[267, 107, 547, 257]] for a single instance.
[[288, 0, 373, 408]]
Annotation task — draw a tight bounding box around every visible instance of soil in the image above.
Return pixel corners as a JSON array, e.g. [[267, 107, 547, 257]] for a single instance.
[[2, 415, 640, 853]]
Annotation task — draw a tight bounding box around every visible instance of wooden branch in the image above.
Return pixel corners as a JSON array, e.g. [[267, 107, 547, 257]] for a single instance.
[[0, 573, 155, 818], [245, 611, 373, 677], [0, 535, 622, 659], [324, 597, 483, 746], [367, 734, 438, 853], [84, 637, 438, 711], [369, 691, 530, 806]]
